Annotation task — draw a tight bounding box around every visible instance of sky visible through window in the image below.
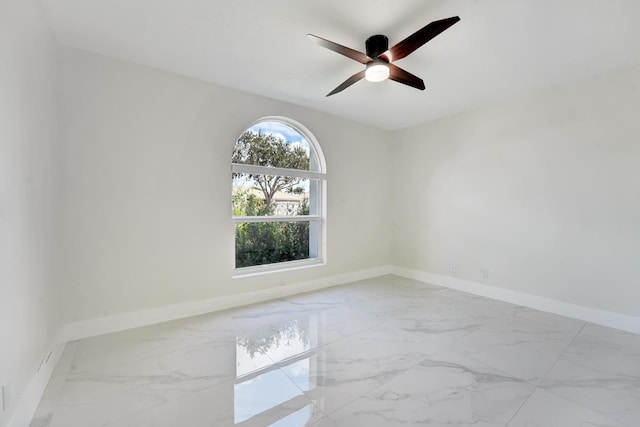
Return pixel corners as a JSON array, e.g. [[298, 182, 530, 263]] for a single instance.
[[234, 122, 312, 193], [233, 119, 322, 268], [248, 121, 311, 157]]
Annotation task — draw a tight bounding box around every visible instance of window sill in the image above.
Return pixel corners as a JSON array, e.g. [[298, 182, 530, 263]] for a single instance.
[[232, 258, 326, 279]]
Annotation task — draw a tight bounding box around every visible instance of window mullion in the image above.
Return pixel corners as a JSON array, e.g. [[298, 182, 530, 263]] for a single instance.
[[232, 118, 326, 272], [232, 163, 326, 180], [233, 215, 320, 223]]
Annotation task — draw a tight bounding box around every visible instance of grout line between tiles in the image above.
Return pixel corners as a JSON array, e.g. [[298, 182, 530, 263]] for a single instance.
[[538, 321, 587, 384], [503, 386, 538, 427]]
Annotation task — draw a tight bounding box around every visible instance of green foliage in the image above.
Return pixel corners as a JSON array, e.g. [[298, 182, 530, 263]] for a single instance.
[[233, 130, 309, 207], [232, 188, 269, 216], [235, 221, 310, 268], [237, 318, 311, 359], [234, 196, 310, 268], [233, 130, 313, 268], [297, 197, 310, 215]]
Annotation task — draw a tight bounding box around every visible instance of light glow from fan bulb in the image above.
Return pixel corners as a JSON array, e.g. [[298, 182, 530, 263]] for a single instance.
[[365, 63, 389, 82]]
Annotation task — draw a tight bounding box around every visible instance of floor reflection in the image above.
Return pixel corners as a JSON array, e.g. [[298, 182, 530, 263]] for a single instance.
[[234, 313, 322, 425], [32, 276, 626, 426]]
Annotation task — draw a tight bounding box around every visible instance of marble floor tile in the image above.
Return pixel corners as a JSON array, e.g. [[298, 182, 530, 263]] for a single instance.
[[329, 349, 534, 427], [448, 313, 579, 383], [323, 276, 448, 316], [227, 299, 305, 330], [101, 369, 324, 427], [382, 296, 500, 348], [348, 287, 448, 317], [540, 324, 640, 426], [30, 275, 639, 427], [445, 290, 523, 314], [361, 274, 447, 292], [43, 341, 240, 426], [238, 307, 380, 368], [69, 311, 242, 373], [510, 306, 586, 335], [308, 417, 338, 427], [310, 306, 381, 344], [580, 322, 640, 346], [281, 292, 345, 314], [507, 388, 619, 427], [280, 323, 441, 415]]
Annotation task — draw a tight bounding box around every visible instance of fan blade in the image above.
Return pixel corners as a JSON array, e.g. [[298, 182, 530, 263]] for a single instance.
[[388, 63, 425, 90], [381, 16, 460, 62], [307, 34, 373, 64], [326, 70, 366, 96]]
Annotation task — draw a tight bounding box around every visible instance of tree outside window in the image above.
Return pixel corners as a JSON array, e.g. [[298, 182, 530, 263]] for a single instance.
[[232, 118, 326, 270]]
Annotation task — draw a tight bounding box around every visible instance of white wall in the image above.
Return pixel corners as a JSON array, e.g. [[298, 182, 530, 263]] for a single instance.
[[0, 0, 59, 424], [57, 46, 392, 323], [4, 9, 638, 424], [392, 65, 640, 317]]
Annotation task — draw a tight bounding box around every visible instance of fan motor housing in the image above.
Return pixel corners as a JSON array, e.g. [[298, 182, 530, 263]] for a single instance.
[[365, 35, 389, 59]]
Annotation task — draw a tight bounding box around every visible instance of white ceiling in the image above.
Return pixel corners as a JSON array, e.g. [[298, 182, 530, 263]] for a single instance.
[[39, 0, 640, 130]]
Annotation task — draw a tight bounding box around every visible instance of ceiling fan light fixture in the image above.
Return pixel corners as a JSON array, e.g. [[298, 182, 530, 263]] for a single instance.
[[365, 62, 389, 82], [308, 16, 459, 95]]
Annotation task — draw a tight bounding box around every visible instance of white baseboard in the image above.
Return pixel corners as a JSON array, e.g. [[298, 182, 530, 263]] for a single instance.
[[13, 265, 387, 427], [392, 266, 640, 335], [9, 342, 66, 427], [23, 263, 638, 427], [56, 265, 392, 343]]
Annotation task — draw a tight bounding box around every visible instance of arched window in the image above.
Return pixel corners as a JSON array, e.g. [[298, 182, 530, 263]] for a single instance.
[[232, 117, 326, 272]]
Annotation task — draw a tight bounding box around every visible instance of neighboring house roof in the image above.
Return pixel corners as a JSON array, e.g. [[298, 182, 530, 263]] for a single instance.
[[233, 188, 307, 204]]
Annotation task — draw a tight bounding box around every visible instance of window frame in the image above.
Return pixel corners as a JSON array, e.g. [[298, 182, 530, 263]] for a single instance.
[[231, 117, 327, 276]]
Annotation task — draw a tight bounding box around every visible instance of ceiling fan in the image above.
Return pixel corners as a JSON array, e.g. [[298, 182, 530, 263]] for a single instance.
[[307, 16, 460, 96]]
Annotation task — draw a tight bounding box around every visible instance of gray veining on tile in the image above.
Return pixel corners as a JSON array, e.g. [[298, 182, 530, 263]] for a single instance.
[[382, 295, 500, 348], [540, 324, 640, 426], [510, 306, 586, 334], [447, 313, 580, 384], [227, 298, 303, 330], [101, 371, 324, 427], [445, 290, 523, 314], [44, 342, 240, 426], [68, 311, 242, 373], [329, 349, 534, 426], [507, 388, 619, 426], [30, 275, 640, 427], [280, 323, 441, 415], [308, 417, 338, 427]]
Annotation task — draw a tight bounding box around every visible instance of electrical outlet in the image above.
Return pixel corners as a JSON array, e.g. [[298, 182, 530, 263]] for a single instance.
[[482, 269, 490, 279], [449, 264, 457, 273]]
